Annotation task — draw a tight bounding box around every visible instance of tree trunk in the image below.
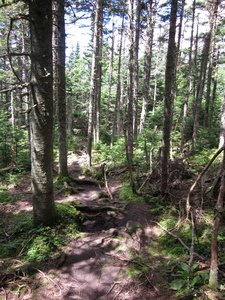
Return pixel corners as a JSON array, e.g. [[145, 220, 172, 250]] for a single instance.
[[105, 16, 115, 128], [126, 0, 134, 158], [191, 33, 210, 151], [29, 0, 55, 226], [87, 0, 103, 166], [161, 0, 178, 195], [53, 0, 68, 177], [133, 0, 141, 142], [219, 88, 225, 148], [209, 51, 219, 128], [192, 0, 220, 150], [180, 0, 196, 152], [209, 159, 225, 289], [139, 0, 155, 134], [111, 16, 124, 144], [204, 0, 220, 127]]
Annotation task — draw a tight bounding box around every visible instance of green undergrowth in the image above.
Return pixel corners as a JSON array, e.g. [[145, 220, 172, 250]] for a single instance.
[[0, 202, 82, 268], [0, 190, 22, 203], [123, 201, 225, 298], [119, 183, 144, 202]]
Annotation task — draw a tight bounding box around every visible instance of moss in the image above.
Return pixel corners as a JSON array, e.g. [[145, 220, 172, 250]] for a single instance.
[[119, 183, 144, 202]]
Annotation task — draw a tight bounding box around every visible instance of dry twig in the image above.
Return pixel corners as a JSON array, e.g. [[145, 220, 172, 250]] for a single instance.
[[152, 221, 206, 261]]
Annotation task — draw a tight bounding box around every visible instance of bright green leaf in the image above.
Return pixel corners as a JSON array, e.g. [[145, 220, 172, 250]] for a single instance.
[[170, 279, 185, 290]]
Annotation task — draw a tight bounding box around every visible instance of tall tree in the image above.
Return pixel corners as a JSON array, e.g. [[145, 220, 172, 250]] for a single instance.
[[192, 0, 220, 151], [161, 0, 178, 195], [139, 0, 157, 134], [133, 0, 141, 142], [28, 0, 55, 226], [87, 0, 103, 167], [53, 0, 68, 177], [204, 0, 220, 127], [180, 0, 196, 151], [105, 16, 115, 128], [126, 0, 134, 158], [111, 15, 125, 143]]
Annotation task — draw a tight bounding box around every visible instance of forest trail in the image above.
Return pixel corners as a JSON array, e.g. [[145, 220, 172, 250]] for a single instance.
[[36, 154, 176, 300], [0, 153, 177, 300]]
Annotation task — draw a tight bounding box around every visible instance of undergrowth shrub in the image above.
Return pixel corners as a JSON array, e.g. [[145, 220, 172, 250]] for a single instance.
[[0, 203, 81, 263]]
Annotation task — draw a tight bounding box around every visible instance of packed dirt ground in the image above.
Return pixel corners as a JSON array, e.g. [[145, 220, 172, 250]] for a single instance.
[[0, 153, 224, 300]]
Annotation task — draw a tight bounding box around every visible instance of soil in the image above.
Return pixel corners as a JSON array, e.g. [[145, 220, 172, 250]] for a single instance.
[[0, 154, 187, 300]]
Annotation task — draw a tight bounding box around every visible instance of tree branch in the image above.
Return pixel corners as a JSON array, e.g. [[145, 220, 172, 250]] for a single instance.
[[0, 82, 30, 93], [152, 221, 206, 261], [186, 145, 225, 217]]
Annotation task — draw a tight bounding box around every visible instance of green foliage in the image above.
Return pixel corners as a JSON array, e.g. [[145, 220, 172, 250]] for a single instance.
[[0, 110, 14, 168], [188, 148, 221, 175], [92, 138, 127, 166], [15, 130, 31, 172], [119, 183, 144, 202], [0, 191, 21, 203], [27, 227, 62, 261], [195, 126, 219, 151], [0, 203, 80, 262], [170, 262, 209, 297], [127, 249, 150, 279], [148, 195, 165, 214], [92, 141, 111, 163]]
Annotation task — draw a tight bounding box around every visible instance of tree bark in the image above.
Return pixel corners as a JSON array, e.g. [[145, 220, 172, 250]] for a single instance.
[[204, 0, 220, 128], [126, 0, 134, 158], [139, 0, 155, 134], [53, 0, 68, 177], [111, 15, 124, 144], [180, 0, 196, 152], [209, 164, 225, 289], [29, 0, 55, 226], [87, 0, 103, 166], [161, 0, 178, 195], [105, 16, 115, 128], [133, 0, 141, 142]]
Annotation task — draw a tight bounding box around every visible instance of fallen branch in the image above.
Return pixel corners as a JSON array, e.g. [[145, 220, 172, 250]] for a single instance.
[[104, 281, 119, 297], [152, 221, 206, 261], [186, 145, 225, 217], [33, 268, 62, 296], [103, 164, 113, 200], [0, 164, 15, 172]]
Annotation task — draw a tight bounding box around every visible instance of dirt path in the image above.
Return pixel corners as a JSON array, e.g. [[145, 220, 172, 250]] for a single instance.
[[1, 154, 177, 299], [32, 155, 176, 300]]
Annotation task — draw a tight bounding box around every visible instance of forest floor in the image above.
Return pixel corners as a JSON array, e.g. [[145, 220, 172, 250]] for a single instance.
[[0, 152, 224, 299]]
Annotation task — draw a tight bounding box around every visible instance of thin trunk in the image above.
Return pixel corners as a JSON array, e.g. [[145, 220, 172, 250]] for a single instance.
[[219, 89, 225, 148], [111, 16, 124, 144], [126, 0, 134, 158], [87, 0, 103, 166], [180, 0, 196, 151], [161, 0, 178, 195], [139, 0, 156, 133], [209, 51, 219, 128], [133, 0, 141, 142], [204, 0, 220, 127], [105, 16, 115, 128], [93, 13, 103, 144], [152, 25, 162, 115], [192, 0, 220, 150], [192, 33, 210, 151], [53, 0, 68, 177], [209, 158, 225, 289]]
